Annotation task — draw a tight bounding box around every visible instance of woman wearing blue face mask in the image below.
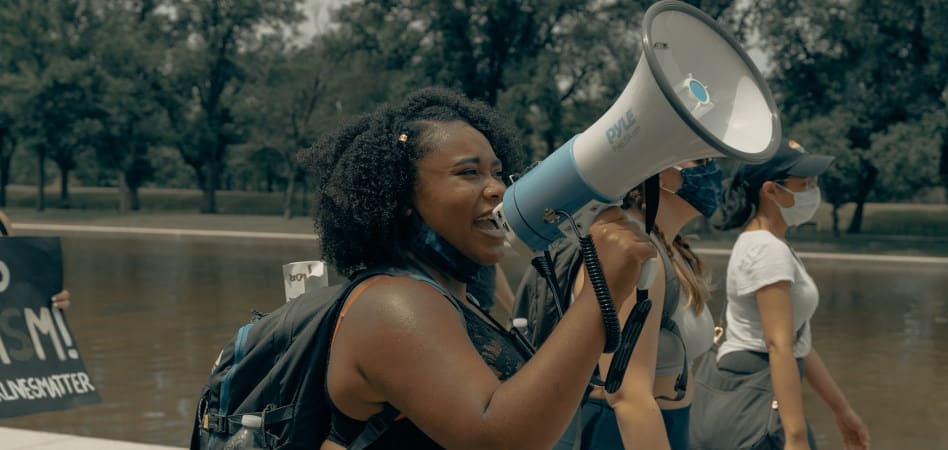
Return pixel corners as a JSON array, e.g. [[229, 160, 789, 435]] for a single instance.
[[512, 158, 722, 450], [704, 140, 871, 450]]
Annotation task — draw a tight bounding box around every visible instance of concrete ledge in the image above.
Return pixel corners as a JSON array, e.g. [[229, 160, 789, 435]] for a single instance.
[[0, 427, 183, 450]]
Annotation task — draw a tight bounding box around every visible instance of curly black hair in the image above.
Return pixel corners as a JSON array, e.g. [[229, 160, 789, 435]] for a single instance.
[[300, 87, 526, 278]]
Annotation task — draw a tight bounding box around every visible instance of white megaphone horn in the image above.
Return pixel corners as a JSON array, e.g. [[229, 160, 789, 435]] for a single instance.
[[493, 0, 781, 254]]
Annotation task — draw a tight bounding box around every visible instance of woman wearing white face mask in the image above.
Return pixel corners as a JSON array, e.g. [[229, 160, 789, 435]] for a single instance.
[[702, 140, 871, 450]]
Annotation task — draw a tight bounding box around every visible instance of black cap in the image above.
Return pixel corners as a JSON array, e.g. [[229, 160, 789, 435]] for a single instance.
[[733, 139, 834, 190]]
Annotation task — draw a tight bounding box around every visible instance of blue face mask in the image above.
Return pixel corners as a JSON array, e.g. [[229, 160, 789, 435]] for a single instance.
[[409, 222, 485, 284], [673, 160, 723, 218]]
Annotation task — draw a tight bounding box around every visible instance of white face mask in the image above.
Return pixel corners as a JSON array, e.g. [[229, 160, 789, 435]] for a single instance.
[[774, 184, 821, 227]]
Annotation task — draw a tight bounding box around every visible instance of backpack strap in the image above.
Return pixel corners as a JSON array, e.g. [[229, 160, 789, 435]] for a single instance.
[[332, 276, 384, 343], [349, 403, 401, 450], [651, 237, 689, 402]]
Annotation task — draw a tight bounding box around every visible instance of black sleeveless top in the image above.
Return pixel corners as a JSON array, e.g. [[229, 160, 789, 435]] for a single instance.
[[326, 274, 530, 449]]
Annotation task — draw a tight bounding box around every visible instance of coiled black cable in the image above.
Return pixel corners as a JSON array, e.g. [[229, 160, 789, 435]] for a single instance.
[[578, 234, 621, 354]]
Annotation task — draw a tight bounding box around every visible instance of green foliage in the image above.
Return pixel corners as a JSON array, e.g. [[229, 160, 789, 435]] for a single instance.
[[0, 0, 105, 209], [87, 0, 174, 211], [234, 39, 326, 217], [324, 0, 704, 160], [147, 147, 197, 189], [1, 0, 943, 224], [160, 0, 306, 213], [751, 0, 948, 231], [869, 113, 943, 202]]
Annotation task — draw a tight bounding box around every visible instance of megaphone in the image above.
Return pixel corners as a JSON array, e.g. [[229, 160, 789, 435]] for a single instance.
[[493, 0, 781, 254]]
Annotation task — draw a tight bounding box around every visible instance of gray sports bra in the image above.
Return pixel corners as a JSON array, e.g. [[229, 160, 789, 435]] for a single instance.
[[651, 233, 686, 378]]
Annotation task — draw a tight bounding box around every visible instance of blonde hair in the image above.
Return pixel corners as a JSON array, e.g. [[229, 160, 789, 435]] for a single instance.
[[624, 188, 711, 314]]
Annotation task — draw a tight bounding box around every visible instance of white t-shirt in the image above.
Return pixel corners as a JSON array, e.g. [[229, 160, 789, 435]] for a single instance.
[[718, 230, 818, 360]]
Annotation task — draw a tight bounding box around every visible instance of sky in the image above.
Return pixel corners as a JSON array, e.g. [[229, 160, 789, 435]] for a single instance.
[[299, 0, 338, 39]]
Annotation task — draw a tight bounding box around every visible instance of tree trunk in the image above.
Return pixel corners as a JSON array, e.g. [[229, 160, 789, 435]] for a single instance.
[[846, 159, 879, 234], [940, 139, 948, 203], [848, 201, 867, 234], [118, 171, 132, 213], [201, 163, 218, 214], [0, 136, 11, 208], [59, 167, 70, 209], [0, 155, 10, 208], [131, 186, 140, 211], [36, 152, 45, 212], [831, 204, 840, 238], [282, 168, 297, 220]]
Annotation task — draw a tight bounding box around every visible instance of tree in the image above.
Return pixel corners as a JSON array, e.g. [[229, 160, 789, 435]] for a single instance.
[[324, 0, 688, 160], [161, 0, 305, 213], [0, 124, 13, 207], [35, 62, 104, 209], [753, 0, 948, 232], [0, 1, 103, 210], [922, 0, 948, 201], [91, 0, 171, 212], [0, 76, 17, 207], [238, 41, 324, 219], [868, 112, 943, 203]]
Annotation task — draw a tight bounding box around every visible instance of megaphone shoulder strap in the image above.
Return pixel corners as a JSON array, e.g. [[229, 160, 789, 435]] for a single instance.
[[604, 174, 662, 393]]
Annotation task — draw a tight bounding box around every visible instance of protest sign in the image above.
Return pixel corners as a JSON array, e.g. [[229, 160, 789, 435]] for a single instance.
[[0, 237, 100, 418]]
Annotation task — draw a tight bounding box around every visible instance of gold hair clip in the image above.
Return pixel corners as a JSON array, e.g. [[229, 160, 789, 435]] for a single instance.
[[397, 133, 409, 144]]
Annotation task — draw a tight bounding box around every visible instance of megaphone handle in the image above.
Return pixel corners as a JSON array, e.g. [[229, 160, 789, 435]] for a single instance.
[[604, 295, 653, 393], [578, 235, 621, 353]]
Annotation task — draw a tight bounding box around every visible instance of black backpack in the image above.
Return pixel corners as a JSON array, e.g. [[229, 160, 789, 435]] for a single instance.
[[190, 266, 410, 450]]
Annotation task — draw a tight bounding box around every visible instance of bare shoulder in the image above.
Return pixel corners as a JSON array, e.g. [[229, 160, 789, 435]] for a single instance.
[[339, 275, 463, 344]]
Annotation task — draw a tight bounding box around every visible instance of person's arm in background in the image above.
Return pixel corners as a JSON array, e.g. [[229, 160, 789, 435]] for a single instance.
[[756, 281, 809, 450], [803, 349, 870, 450], [1, 209, 72, 310], [597, 255, 671, 450], [0, 209, 13, 236]]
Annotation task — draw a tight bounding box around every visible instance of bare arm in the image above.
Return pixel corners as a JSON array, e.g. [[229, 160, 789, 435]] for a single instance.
[[756, 281, 810, 449], [600, 253, 670, 450], [804, 349, 870, 449], [0, 209, 13, 235], [328, 207, 656, 450]]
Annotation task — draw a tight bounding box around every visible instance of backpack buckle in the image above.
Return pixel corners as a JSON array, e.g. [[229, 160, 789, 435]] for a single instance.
[[203, 412, 230, 433]]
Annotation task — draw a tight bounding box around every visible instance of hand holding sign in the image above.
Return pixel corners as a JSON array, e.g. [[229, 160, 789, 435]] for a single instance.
[[0, 237, 100, 418]]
